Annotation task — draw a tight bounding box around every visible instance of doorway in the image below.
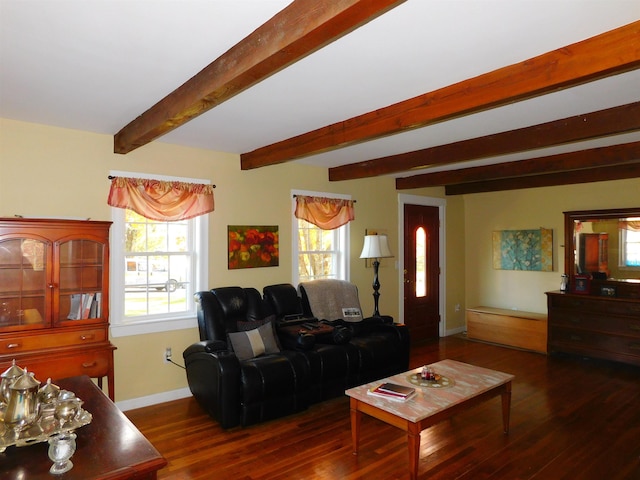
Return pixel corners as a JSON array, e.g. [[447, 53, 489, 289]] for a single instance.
[[398, 195, 445, 342]]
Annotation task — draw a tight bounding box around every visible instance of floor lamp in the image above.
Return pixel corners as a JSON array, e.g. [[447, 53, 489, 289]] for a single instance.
[[359, 234, 394, 317]]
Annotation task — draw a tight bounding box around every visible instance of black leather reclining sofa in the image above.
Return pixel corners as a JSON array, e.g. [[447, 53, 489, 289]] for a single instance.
[[183, 282, 410, 428]]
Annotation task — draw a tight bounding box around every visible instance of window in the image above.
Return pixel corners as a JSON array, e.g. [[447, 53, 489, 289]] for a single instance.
[[292, 190, 349, 284], [415, 227, 426, 297], [296, 219, 347, 282], [620, 222, 640, 268], [110, 172, 208, 337]]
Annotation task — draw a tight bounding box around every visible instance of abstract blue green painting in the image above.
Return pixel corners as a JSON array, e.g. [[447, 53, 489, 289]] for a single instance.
[[492, 228, 553, 271]]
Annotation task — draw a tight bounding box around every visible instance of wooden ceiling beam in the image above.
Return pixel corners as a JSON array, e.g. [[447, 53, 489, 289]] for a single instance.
[[330, 102, 640, 181], [396, 142, 640, 190], [444, 162, 640, 196], [241, 20, 640, 170], [113, 0, 406, 154]]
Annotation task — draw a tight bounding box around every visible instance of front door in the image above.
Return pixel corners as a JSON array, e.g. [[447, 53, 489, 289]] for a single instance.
[[403, 204, 440, 342]]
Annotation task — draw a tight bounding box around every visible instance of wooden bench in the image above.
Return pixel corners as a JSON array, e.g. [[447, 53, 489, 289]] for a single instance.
[[466, 306, 547, 353]]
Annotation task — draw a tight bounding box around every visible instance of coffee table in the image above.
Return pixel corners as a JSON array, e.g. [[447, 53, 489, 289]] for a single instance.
[[1, 375, 167, 479], [346, 359, 514, 480]]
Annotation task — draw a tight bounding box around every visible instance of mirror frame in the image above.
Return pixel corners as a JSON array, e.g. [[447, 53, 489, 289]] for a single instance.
[[564, 207, 640, 298]]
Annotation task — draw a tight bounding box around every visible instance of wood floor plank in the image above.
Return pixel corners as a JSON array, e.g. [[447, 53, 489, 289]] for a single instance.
[[125, 335, 640, 479]]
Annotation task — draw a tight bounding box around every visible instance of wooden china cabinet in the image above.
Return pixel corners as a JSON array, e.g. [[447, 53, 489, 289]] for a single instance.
[[0, 218, 116, 400]]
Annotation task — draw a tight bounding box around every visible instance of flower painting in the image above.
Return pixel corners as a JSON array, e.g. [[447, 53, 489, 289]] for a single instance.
[[492, 228, 553, 271], [228, 225, 279, 269]]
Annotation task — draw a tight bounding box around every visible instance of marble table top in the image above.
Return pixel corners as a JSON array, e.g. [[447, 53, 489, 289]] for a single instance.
[[346, 359, 514, 423]]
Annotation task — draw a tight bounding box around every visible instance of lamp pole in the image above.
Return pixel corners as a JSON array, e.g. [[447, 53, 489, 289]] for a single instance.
[[371, 258, 381, 317]]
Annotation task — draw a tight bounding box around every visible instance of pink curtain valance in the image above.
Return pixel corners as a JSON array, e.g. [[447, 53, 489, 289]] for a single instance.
[[294, 195, 355, 230], [107, 176, 214, 221], [619, 220, 640, 231]]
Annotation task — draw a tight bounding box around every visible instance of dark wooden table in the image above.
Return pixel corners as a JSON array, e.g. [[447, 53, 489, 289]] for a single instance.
[[0, 375, 167, 479]]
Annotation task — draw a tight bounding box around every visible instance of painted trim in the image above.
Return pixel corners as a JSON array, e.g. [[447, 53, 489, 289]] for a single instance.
[[445, 325, 465, 336], [117, 387, 192, 412], [109, 169, 209, 338]]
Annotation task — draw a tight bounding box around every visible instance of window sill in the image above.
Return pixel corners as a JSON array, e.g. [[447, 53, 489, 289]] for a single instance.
[[110, 316, 197, 338]]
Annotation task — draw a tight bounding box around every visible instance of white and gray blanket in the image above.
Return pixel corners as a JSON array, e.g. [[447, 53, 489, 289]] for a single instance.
[[299, 279, 363, 322]]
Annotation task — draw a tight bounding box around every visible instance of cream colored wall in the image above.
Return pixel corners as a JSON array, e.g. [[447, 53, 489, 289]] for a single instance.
[[0, 118, 401, 402], [463, 179, 640, 315], [444, 195, 467, 330]]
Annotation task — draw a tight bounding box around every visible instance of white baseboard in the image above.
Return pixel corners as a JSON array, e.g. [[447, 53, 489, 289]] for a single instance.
[[444, 325, 466, 336], [117, 387, 191, 412]]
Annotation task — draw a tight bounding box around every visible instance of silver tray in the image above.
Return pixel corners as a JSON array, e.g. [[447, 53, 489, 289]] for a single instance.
[[407, 373, 455, 389], [0, 408, 92, 453]]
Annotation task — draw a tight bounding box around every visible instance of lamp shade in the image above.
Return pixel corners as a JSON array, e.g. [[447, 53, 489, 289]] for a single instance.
[[359, 235, 393, 259]]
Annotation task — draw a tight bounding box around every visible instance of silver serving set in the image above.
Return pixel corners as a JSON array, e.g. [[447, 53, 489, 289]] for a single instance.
[[0, 360, 92, 453]]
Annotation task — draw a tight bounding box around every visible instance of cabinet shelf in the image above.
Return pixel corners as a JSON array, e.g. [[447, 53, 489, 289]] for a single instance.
[[60, 263, 103, 268], [59, 288, 102, 294], [0, 291, 46, 298], [0, 264, 28, 269]]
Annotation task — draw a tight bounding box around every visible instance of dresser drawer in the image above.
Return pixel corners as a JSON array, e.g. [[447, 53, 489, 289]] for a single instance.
[[549, 327, 640, 358], [0, 327, 107, 355], [548, 310, 640, 338], [548, 294, 640, 317], [0, 347, 114, 382]]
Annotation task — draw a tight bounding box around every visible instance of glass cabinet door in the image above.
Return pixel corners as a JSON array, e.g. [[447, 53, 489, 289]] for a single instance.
[[0, 237, 49, 331], [58, 239, 105, 324]]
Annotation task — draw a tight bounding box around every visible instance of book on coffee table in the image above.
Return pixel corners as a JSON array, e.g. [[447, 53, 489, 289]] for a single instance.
[[367, 382, 416, 402]]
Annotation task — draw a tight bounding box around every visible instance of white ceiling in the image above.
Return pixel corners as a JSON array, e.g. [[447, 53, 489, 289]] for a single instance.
[[1, 0, 639, 178]]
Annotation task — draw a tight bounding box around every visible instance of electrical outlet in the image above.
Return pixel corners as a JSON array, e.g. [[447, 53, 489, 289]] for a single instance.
[[164, 347, 172, 363]]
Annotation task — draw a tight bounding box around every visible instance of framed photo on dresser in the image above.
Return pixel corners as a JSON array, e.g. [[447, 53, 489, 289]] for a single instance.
[[573, 275, 591, 294]]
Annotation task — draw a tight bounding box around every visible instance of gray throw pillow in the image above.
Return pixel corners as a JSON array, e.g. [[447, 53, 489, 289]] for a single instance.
[[228, 322, 281, 361], [236, 314, 282, 350]]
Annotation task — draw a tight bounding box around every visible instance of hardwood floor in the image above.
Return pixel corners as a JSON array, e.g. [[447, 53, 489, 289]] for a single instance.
[[125, 335, 640, 479]]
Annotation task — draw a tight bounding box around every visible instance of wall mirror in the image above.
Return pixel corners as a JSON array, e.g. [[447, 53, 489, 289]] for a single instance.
[[564, 208, 640, 297]]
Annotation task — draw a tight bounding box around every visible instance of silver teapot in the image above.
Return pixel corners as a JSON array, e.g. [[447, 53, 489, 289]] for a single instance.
[[38, 378, 61, 405], [0, 360, 25, 405], [4, 368, 41, 432]]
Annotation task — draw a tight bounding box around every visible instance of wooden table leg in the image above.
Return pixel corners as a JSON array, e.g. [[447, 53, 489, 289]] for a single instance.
[[407, 422, 420, 480], [107, 356, 115, 401], [350, 398, 361, 455], [501, 381, 512, 434]]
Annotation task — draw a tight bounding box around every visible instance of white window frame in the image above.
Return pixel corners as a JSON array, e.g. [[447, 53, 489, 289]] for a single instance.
[[619, 226, 640, 270], [291, 189, 350, 285], [110, 170, 208, 337]]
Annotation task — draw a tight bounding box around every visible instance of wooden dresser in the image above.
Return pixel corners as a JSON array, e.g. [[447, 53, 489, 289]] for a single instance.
[[0, 218, 116, 400], [546, 291, 640, 366]]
